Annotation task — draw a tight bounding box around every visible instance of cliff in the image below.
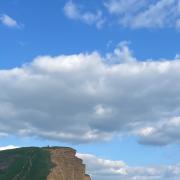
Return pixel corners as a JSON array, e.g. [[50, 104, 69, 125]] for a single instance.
[[0, 147, 91, 180], [47, 147, 91, 180]]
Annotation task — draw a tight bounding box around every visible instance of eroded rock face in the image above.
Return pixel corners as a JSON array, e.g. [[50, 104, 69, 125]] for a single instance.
[[47, 147, 91, 180], [84, 174, 91, 180]]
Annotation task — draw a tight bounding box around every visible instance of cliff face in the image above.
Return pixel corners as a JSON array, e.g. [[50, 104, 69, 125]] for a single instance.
[[47, 147, 91, 180]]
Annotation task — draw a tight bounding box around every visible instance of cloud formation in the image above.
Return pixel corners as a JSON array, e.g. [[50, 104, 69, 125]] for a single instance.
[[78, 153, 180, 180], [64, 1, 105, 28], [1, 43, 180, 145], [138, 117, 180, 146], [64, 0, 180, 29], [0, 14, 20, 28], [105, 0, 180, 28]]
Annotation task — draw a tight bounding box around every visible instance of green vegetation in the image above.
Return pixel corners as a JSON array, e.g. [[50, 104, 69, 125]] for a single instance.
[[0, 147, 52, 180]]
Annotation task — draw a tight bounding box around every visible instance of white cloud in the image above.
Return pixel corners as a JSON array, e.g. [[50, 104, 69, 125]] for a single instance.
[[78, 153, 180, 180], [104, 0, 146, 15], [106, 41, 136, 63], [1, 43, 180, 145], [62, 0, 180, 29], [63, 0, 180, 29], [63, 1, 79, 19], [64, 1, 105, 28], [0, 14, 19, 28], [103, 0, 180, 29], [0, 145, 18, 151], [138, 116, 180, 146], [130, 0, 177, 28], [94, 104, 112, 117]]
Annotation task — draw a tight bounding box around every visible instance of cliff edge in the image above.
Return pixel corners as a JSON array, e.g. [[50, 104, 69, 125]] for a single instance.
[[47, 147, 91, 180]]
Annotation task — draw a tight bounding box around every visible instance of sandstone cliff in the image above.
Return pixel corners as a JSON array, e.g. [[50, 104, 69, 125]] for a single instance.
[[47, 147, 91, 180]]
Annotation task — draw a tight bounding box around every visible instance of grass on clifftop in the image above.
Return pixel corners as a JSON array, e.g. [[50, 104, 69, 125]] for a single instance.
[[0, 147, 52, 180]]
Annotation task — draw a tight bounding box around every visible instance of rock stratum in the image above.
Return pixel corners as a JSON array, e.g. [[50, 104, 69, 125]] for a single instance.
[[0, 147, 91, 180], [47, 147, 91, 180]]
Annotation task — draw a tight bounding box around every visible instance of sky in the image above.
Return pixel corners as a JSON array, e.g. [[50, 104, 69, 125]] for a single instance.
[[1, 0, 180, 179]]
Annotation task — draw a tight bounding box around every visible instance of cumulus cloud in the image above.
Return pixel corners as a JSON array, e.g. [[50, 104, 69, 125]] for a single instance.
[[78, 153, 180, 180], [0, 14, 20, 28], [138, 116, 180, 146], [64, 1, 105, 28], [1, 43, 180, 145]]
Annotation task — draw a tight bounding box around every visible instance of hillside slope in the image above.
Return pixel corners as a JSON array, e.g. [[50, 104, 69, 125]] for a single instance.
[[0, 147, 91, 180], [0, 147, 51, 180]]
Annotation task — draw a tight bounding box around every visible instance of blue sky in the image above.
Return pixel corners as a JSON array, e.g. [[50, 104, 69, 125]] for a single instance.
[[1, 0, 180, 68], [1, 0, 180, 179]]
